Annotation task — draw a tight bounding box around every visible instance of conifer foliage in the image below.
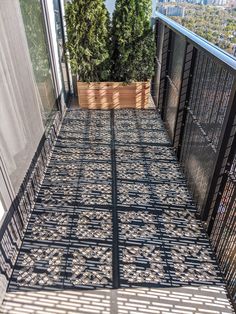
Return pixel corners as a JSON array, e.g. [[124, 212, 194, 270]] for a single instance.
[[65, 0, 110, 82], [111, 0, 155, 82], [65, 0, 154, 83]]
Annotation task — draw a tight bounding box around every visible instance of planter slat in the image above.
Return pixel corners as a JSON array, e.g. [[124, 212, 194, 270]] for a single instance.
[[77, 82, 150, 109]]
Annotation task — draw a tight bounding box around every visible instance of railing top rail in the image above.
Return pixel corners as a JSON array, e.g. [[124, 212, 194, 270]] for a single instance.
[[156, 13, 236, 72]]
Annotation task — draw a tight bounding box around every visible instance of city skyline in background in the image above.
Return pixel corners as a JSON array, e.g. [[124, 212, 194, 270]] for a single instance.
[[105, 0, 236, 15], [156, 0, 236, 56], [105, 0, 236, 56]]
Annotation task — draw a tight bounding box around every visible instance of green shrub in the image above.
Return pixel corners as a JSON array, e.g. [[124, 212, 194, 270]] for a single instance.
[[111, 0, 155, 82], [65, 0, 111, 82], [65, 0, 155, 83]]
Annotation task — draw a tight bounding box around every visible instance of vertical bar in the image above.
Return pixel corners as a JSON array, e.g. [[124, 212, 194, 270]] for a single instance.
[[174, 46, 197, 158], [110, 110, 120, 289], [158, 26, 172, 119], [40, 0, 61, 111], [151, 20, 160, 107], [57, 0, 72, 98]]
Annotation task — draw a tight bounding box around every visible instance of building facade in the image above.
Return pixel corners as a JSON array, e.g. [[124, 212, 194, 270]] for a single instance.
[[159, 5, 185, 16]]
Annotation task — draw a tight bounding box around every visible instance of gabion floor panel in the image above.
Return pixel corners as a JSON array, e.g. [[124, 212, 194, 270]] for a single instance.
[[3, 109, 234, 314]]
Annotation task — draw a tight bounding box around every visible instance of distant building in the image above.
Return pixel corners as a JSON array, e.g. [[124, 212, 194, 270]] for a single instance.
[[188, 0, 205, 4], [157, 0, 231, 4], [159, 5, 185, 16], [206, 0, 227, 5], [227, 0, 236, 7]]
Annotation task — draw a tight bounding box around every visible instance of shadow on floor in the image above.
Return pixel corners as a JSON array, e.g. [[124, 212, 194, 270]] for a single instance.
[[2, 109, 234, 313]]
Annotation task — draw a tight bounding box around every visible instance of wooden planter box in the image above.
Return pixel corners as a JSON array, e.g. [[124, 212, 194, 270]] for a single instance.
[[77, 82, 150, 109]]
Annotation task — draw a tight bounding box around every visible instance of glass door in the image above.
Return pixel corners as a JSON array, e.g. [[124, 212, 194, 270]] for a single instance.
[[20, 0, 58, 126]]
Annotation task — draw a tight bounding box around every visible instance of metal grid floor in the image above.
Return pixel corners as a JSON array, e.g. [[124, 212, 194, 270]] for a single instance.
[[3, 109, 234, 313]]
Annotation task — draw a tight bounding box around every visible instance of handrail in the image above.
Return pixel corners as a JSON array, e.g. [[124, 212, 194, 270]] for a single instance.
[[156, 13, 236, 72]]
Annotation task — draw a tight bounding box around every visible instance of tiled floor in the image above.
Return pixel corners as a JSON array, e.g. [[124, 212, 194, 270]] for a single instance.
[[1, 109, 234, 313]]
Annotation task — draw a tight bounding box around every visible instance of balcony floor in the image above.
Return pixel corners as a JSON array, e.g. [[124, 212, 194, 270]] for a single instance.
[[2, 109, 234, 313]]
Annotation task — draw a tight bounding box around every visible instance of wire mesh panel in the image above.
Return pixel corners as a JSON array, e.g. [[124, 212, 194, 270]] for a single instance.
[[210, 156, 236, 302], [157, 26, 171, 114], [164, 33, 186, 141], [180, 51, 235, 214], [174, 44, 195, 154], [152, 21, 165, 107], [155, 15, 236, 308], [155, 19, 235, 216]]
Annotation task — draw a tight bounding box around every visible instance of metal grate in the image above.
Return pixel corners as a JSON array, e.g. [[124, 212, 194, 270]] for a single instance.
[[7, 109, 229, 301]]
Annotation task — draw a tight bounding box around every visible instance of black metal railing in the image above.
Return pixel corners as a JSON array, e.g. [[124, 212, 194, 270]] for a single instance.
[[210, 154, 236, 301], [0, 113, 63, 291], [153, 13, 236, 304]]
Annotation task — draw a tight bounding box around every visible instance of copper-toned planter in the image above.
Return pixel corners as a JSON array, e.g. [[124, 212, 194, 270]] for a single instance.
[[77, 81, 150, 109]]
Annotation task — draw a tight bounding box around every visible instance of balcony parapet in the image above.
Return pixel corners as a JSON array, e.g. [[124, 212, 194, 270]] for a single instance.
[[153, 13, 236, 306]]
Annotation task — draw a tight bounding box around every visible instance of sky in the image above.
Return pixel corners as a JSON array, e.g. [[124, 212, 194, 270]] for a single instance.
[[105, 0, 156, 16], [105, 0, 116, 13]]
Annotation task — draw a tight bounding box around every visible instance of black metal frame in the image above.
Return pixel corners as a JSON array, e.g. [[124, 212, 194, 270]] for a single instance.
[[51, 0, 72, 105], [40, 0, 71, 112], [153, 13, 236, 305], [173, 45, 196, 156], [110, 110, 120, 289], [157, 26, 172, 119], [40, 0, 61, 112], [57, 0, 72, 101]]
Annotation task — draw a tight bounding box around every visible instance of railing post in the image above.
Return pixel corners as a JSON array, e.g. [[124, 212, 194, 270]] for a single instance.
[[151, 20, 160, 107], [157, 26, 172, 119], [174, 45, 197, 157]]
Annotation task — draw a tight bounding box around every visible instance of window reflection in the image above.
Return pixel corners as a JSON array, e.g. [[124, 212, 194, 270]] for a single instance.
[[19, 0, 57, 126]]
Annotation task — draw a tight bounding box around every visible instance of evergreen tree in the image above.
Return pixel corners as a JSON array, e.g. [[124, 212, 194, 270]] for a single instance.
[[65, 0, 110, 82], [111, 0, 155, 82]]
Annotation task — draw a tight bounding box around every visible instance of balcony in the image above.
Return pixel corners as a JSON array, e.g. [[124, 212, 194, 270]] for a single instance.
[[0, 9, 236, 314]]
